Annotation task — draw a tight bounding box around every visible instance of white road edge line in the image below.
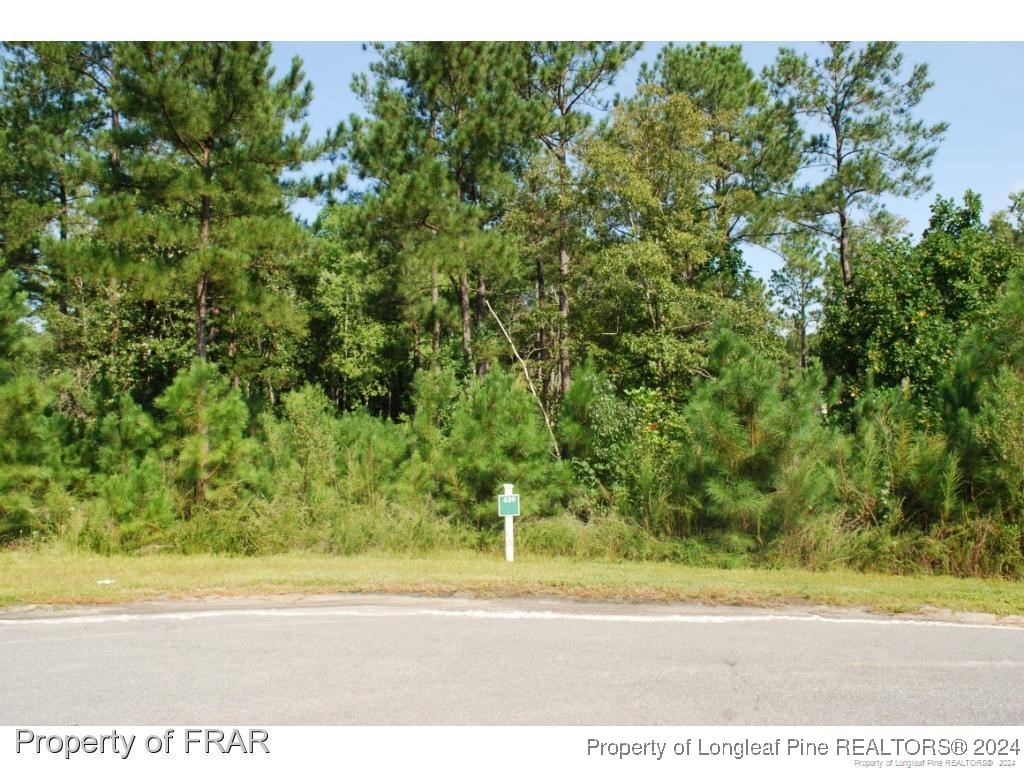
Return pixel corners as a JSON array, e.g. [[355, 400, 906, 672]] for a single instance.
[[1, 606, 1021, 630]]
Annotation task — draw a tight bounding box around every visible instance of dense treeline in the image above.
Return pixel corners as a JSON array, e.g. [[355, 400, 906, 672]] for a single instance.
[[1, 41, 1022, 576]]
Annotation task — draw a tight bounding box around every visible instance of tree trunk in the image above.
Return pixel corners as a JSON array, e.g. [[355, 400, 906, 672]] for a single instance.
[[536, 256, 548, 402], [197, 147, 212, 360], [838, 204, 853, 285], [194, 272, 209, 361], [557, 235, 571, 396], [475, 273, 490, 376], [556, 136, 572, 397], [458, 271, 472, 366], [194, 182, 212, 506], [196, 191, 210, 362], [58, 180, 69, 315], [110, 108, 121, 172], [431, 264, 440, 358], [412, 319, 421, 372], [833, 115, 853, 286], [228, 307, 239, 388], [798, 310, 807, 371]]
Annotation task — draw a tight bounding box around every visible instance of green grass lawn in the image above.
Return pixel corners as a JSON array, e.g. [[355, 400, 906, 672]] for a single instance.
[[3, 549, 1024, 617]]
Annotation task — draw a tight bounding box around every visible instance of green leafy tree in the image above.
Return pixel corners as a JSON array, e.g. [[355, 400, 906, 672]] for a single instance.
[[303, 203, 411, 415], [820, 192, 1021, 405], [640, 42, 800, 268], [557, 360, 633, 490], [990, 190, 1024, 250], [768, 42, 947, 285], [577, 89, 781, 396]]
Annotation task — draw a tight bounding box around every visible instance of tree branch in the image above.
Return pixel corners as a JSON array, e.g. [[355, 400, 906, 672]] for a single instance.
[[484, 299, 561, 460]]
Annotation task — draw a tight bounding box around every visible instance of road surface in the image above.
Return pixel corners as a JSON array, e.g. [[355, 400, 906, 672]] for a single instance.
[[2, 594, 1021, 724]]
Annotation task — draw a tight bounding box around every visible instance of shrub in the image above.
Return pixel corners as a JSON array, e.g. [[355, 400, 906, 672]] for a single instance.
[[439, 369, 572, 526]]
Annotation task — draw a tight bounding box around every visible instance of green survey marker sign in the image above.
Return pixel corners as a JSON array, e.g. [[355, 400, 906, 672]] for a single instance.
[[499, 483, 519, 562], [498, 493, 520, 517]]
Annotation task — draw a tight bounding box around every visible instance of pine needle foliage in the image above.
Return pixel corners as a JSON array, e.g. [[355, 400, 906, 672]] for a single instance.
[[0, 271, 56, 542], [671, 329, 837, 545], [439, 369, 572, 526], [154, 361, 255, 515]]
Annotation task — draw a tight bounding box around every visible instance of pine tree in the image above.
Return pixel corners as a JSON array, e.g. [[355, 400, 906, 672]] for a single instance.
[[155, 360, 253, 512], [86, 394, 175, 549], [0, 43, 107, 295], [521, 42, 640, 397], [674, 329, 835, 544], [260, 383, 338, 507], [770, 234, 825, 371], [768, 42, 947, 285], [0, 42, 133, 411], [0, 271, 54, 541], [104, 42, 338, 394], [442, 369, 571, 525], [348, 42, 539, 376], [942, 272, 1024, 511]]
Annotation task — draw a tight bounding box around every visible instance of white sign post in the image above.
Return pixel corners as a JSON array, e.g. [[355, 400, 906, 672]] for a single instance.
[[498, 483, 520, 562], [504, 514, 514, 562]]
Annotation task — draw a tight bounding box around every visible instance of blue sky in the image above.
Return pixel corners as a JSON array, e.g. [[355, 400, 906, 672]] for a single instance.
[[271, 42, 1024, 281]]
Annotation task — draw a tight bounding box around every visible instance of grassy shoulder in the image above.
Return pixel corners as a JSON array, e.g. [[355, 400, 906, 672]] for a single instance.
[[2, 549, 1024, 617]]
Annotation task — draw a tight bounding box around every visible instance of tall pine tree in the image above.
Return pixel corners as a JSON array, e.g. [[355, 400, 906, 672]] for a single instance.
[[103, 42, 338, 395], [768, 42, 947, 285], [347, 42, 539, 377], [521, 42, 640, 397]]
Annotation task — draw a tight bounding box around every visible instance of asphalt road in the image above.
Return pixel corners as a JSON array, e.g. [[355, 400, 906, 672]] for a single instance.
[[1, 594, 1022, 725]]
